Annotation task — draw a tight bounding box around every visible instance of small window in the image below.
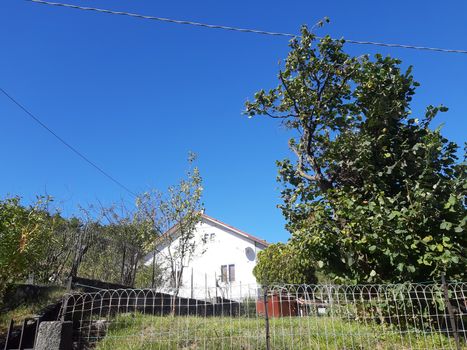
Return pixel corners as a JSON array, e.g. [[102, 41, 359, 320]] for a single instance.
[[221, 264, 236, 283], [203, 233, 215, 243], [221, 265, 228, 282], [229, 264, 235, 282]]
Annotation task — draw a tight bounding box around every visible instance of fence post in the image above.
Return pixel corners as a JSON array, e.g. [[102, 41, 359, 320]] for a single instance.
[[263, 286, 271, 350], [191, 268, 194, 299], [61, 295, 69, 322], [4, 319, 14, 349], [441, 273, 460, 350], [18, 319, 27, 349], [66, 277, 72, 292]]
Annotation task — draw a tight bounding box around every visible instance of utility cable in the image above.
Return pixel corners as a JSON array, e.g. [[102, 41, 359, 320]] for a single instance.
[[28, 0, 467, 55], [0, 87, 137, 198]]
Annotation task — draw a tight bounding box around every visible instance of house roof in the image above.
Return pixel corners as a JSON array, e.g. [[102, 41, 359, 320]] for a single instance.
[[156, 213, 269, 248], [200, 213, 269, 247]]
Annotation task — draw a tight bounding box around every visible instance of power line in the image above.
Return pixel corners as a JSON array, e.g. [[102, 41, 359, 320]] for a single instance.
[[338, 39, 467, 54], [29, 0, 294, 37], [0, 87, 137, 198], [28, 0, 467, 55]]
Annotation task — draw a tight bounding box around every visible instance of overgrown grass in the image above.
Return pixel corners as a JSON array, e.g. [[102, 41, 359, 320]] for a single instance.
[[0, 285, 65, 334], [94, 313, 464, 350]]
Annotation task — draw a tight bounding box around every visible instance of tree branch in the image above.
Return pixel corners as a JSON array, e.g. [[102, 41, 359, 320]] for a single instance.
[[290, 143, 317, 182], [279, 71, 301, 117]]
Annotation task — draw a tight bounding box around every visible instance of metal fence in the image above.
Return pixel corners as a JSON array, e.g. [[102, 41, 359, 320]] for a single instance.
[[2, 317, 42, 350], [58, 282, 467, 350]]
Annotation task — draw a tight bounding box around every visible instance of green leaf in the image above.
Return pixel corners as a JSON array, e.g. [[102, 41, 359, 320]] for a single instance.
[[440, 221, 452, 230], [444, 195, 457, 209], [422, 235, 433, 243]]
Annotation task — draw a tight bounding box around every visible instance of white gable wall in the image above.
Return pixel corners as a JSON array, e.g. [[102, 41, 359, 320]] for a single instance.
[[144, 217, 266, 300]]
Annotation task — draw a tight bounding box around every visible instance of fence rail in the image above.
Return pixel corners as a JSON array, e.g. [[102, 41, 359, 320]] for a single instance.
[[58, 282, 467, 349]]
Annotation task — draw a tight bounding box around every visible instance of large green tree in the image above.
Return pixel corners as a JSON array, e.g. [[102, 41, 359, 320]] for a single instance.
[[246, 26, 466, 283]]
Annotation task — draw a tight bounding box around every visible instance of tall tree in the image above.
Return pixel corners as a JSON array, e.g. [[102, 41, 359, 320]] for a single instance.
[[34, 214, 79, 284], [98, 201, 153, 287], [68, 207, 102, 280], [156, 153, 203, 307], [246, 26, 466, 283], [135, 190, 165, 288]]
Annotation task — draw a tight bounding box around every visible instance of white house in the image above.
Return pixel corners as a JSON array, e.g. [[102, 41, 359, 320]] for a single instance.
[[144, 213, 268, 300]]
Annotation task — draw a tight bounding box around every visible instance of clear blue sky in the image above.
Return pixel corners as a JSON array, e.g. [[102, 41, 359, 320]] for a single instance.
[[1, 0, 466, 243]]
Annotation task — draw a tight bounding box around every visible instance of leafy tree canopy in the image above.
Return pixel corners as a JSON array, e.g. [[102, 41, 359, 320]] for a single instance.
[[253, 242, 317, 285], [246, 26, 466, 283], [0, 197, 54, 298]]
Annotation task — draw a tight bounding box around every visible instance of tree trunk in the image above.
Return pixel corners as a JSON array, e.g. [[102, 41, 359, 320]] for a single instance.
[[120, 245, 126, 285]]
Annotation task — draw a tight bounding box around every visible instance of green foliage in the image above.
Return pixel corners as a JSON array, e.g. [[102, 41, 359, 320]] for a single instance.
[[0, 154, 203, 292], [133, 264, 163, 289], [0, 197, 53, 299], [32, 214, 81, 284], [246, 26, 466, 283], [253, 243, 317, 285], [157, 153, 204, 292], [79, 153, 203, 290]]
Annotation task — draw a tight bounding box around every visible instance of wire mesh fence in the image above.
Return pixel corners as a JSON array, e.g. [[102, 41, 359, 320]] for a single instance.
[[58, 282, 467, 350]]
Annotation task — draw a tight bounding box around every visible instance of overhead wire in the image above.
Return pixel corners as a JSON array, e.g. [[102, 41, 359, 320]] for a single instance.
[[7, 1, 466, 197], [0, 87, 137, 198], [28, 0, 295, 38], [28, 0, 467, 55]]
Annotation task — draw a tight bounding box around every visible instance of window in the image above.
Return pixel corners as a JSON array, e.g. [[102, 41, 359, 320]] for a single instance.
[[203, 233, 215, 243], [221, 265, 228, 282], [220, 264, 235, 282], [228, 264, 235, 282]]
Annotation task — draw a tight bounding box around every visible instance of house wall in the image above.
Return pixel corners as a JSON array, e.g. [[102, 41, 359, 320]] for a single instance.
[[144, 217, 266, 300]]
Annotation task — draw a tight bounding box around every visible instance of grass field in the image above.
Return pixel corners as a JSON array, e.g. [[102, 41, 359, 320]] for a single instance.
[[0, 286, 65, 334], [93, 313, 464, 350]]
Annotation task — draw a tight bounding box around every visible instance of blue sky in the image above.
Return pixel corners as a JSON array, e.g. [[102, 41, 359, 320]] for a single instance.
[[1, 0, 466, 243]]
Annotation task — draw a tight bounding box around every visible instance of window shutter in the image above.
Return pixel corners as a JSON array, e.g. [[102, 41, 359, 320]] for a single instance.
[[229, 264, 235, 282], [221, 265, 227, 282]]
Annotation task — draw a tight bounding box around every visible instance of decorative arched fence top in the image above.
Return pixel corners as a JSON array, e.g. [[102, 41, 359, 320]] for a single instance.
[[58, 282, 466, 350]]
